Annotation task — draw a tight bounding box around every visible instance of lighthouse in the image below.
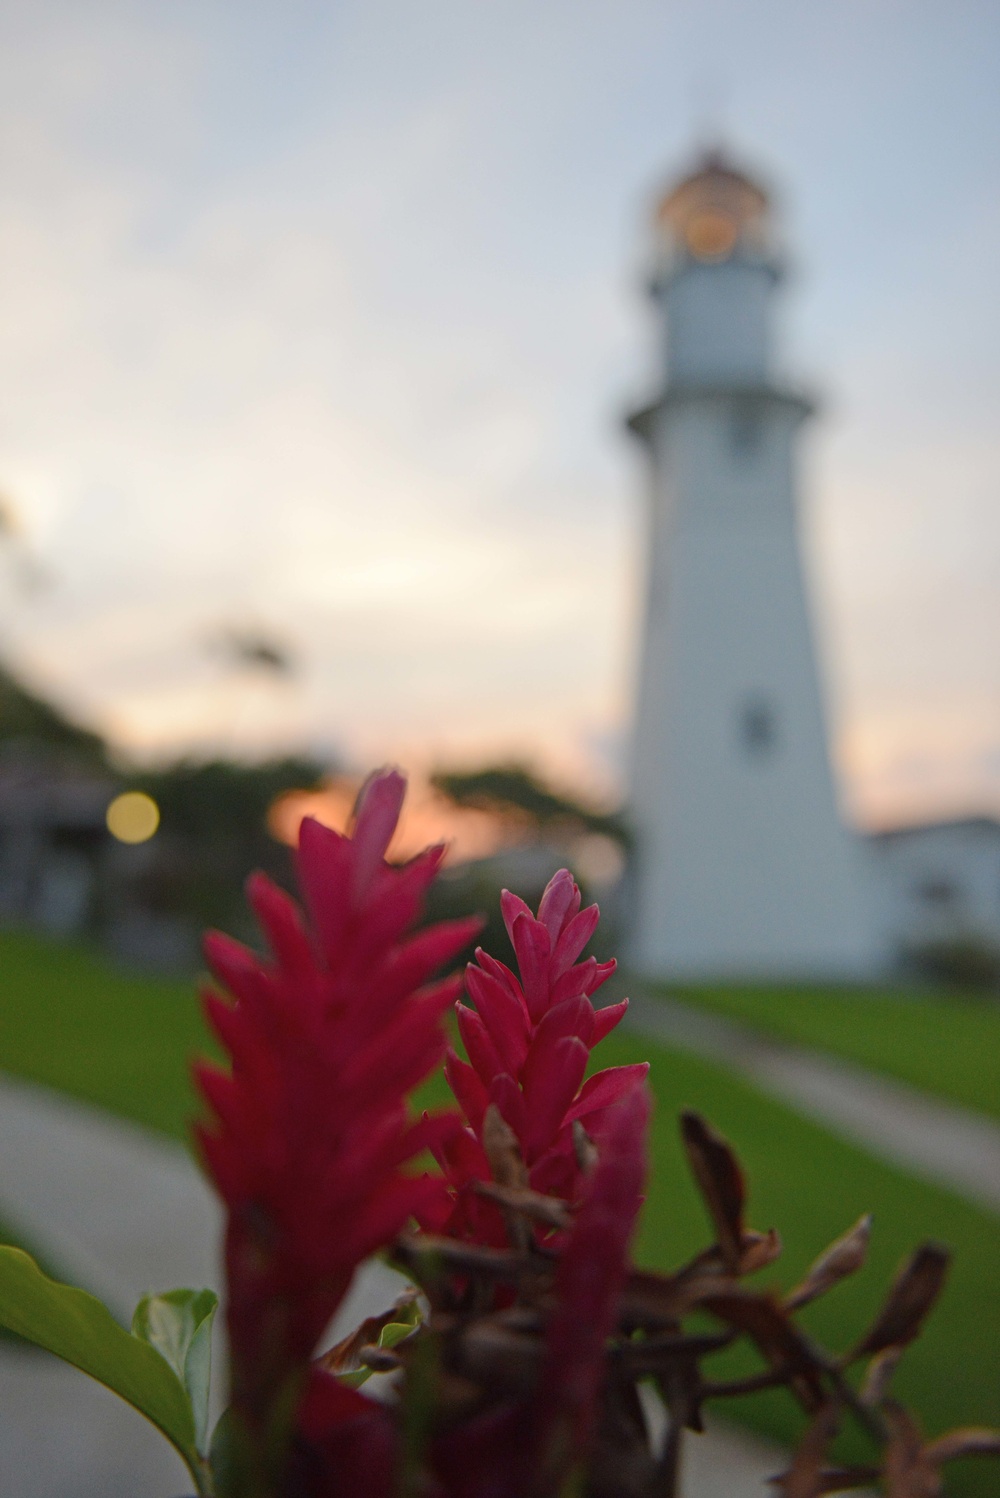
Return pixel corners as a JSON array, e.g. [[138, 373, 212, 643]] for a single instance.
[[627, 150, 883, 980]]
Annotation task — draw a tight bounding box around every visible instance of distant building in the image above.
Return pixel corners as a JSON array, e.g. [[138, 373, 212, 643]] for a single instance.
[[626, 149, 887, 981], [0, 667, 114, 938], [0, 662, 314, 971], [868, 817, 1000, 966], [0, 745, 112, 937]]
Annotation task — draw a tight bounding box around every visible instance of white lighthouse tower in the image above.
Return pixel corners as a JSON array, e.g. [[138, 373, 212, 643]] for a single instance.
[[627, 150, 883, 980]]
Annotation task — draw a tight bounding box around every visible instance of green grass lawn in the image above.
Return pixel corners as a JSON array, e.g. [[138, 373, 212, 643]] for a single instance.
[[597, 1029, 1000, 1497], [0, 929, 211, 1143], [657, 981, 1000, 1123], [0, 931, 997, 1493]]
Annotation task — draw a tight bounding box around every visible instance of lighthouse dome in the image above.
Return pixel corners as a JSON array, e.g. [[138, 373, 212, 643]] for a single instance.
[[656, 150, 772, 263]]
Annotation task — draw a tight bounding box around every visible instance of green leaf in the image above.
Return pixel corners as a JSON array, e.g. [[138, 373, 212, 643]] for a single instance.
[[339, 1317, 418, 1388], [0, 1246, 208, 1493], [132, 1287, 218, 1453]]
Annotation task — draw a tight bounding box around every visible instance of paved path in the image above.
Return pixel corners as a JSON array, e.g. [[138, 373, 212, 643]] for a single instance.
[[0, 1073, 797, 1497], [625, 991, 1000, 1215], [0, 1077, 407, 1498], [0, 1075, 221, 1319]]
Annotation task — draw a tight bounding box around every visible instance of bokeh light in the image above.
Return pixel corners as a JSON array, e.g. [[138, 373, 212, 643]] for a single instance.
[[105, 791, 160, 845]]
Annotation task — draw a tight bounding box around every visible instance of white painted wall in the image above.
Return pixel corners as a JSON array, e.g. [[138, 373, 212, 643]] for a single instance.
[[867, 819, 1000, 953], [659, 258, 777, 386]]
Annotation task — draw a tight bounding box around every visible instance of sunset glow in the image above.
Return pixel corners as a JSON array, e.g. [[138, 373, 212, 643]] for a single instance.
[[267, 776, 520, 865]]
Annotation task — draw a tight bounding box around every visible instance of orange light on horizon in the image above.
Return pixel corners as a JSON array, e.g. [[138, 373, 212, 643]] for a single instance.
[[267, 775, 520, 867]]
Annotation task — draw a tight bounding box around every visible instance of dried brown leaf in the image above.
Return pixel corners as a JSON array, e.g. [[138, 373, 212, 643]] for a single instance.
[[454, 1319, 543, 1397], [482, 1102, 528, 1190], [615, 1328, 732, 1379], [701, 1289, 827, 1410], [618, 1267, 687, 1329], [770, 1403, 839, 1498], [770, 1466, 881, 1495], [785, 1215, 872, 1312], [859, 1346, 902, 1407], [493, 1304, 544, 1335], [680, 1111, 745, 1272], [472, 1180, 572, 1231], [740, 1227, 783, 1276], [884, 1402, 940, 1498], [672, 1229, 777, 1290], [618, 1263, 742, 1330], [358, 1344, 403, 1372], [393, 1232, 536, 1286], [317, 1289, 419, 1374], [847, 1243, 950, 1363], [572, 1118, 599, 1176], [923, 1427, 1000, 1465], [671, 1243, 732, 1290], [819, 1468, 880, 1495]]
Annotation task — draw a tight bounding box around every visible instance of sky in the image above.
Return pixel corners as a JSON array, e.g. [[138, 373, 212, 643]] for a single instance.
[[0, 0, 996, 827]]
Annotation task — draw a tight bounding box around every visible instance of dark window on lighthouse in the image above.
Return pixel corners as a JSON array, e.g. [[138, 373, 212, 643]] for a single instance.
[[739, 695, 779, 758], [730, 409, 762, 460]]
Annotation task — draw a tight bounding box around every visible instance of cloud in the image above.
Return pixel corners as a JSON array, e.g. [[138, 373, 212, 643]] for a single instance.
[[0, 0, 995, 820], [0, 4, 636, 784]]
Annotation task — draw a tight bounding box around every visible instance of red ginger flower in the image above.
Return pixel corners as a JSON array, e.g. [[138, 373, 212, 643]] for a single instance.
[[431, 1084, 651, 1498], [538, 1083, 650, 1461], [438, 868, 648, 1235], [194, 769, 479, 1484]]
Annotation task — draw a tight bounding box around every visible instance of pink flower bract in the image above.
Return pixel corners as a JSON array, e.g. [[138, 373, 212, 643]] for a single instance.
[[438, 868, 648, 1237], [194, 769, 479, 1472]]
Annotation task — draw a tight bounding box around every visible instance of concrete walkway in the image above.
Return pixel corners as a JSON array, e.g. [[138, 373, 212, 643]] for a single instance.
[[625, 990, 1000, 1215], [0, 1075, 221, 1320], [0, 1077, 406, 1498], [0, 1073, 801, 1497]]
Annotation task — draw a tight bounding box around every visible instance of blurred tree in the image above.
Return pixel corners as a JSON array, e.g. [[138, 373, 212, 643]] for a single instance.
[[123, 757, 327, 943], [904, 934, 1000, 996], [423, 763, 627, 975], [0, 663, 107, 767], [431, 762, 629, 847], [205, 625, 295, 677], [0, 649, 327, 961]]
